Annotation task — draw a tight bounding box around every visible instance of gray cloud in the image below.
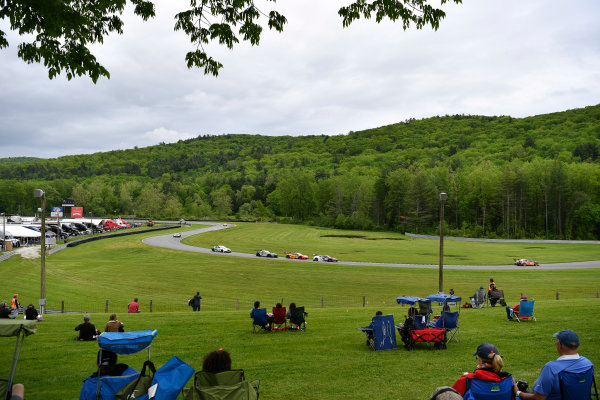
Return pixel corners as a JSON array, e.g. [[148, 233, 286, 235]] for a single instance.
[[0, 0, 599, 158]]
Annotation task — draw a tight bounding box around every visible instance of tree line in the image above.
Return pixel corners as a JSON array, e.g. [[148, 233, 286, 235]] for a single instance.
[[1, 105, 599, 239]]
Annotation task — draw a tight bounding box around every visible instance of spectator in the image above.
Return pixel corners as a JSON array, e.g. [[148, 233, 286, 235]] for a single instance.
[[202, 349, 232, 374], [285, 302, 296, 319], [24, 303, 41, 321], [79, 350, 138, 400], [506, 295, 527, 320], [191, 292, 202, 312], [250, 300, 273, 330], [516, 329, 594, 400], [451, 343, 513, 396], [10, 383, 25, 400], [363, 310, 383, 346], [430, 386, 463, 400], [105, 313, 124, 332], [399, 307, 418, 348], [10, 294, 21, 316], [127, 298, 140, 313], [0, 302, 11, 318], [487, 278, 496, 300], [75, 315, 100, 341]]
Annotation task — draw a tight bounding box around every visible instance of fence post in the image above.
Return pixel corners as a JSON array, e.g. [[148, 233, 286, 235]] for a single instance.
[[321, 296, 324, 308], [105, 299, 109, 313], [363, 296, 365, 307], [61, 300, 65, 313], [556, 291, 559, 300], [597, 291, 599, 299], [149, 300, 153, 313], [281, 297, 284, 305], [237, 298, 239, 311]]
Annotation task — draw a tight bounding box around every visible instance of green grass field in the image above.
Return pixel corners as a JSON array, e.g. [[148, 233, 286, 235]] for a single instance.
[[0, 223, 599, 399]]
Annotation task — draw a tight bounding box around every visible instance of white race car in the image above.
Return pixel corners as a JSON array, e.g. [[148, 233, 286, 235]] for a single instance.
[[256, 250, 278, 258], [212, 245, 231, 253]]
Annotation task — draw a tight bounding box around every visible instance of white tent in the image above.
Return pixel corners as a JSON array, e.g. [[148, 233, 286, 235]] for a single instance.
[[3, 225, 41, 238]]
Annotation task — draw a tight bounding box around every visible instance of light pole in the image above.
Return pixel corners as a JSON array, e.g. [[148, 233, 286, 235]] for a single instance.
[[89, 212, 93, 235], [1, 212, 5, 252], [34, 189, 46, 314], [438, 192, 447, 293]]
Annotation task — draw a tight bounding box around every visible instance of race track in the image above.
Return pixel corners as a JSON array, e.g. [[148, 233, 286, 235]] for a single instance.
[[142, 222, 600, 270]]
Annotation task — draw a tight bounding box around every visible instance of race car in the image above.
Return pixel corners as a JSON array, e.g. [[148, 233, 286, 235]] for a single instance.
[[313, 255, 338, 262], [285, 252, 309, 260], [173, 232, 182, 238], [212, 245, 231, 253], [514, 258, 539, 266], [256, 250, 278, 258]]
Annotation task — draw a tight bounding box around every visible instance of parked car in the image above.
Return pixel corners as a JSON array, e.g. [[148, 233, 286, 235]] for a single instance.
[[173, 232, 182, 238], [212, 245, 231, 253], [514, 258, 540, 266], [313, 255, 338, 262], [256, 250, 278, 258], [285, 252, 309, 260]]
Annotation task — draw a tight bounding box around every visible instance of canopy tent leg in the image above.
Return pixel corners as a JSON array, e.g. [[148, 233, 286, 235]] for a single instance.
[[6, 330, 25, 400]]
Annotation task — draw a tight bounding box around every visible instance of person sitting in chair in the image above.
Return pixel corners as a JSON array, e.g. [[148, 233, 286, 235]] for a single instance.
[[202, 349, 232, 374], [0, 302, 11, 318], [79, 350, 138, 400], [363, 310, 383, 346], [399, 307, 419, 348], [451, 343, 514, 396], [285, 302, 296, 319], [506, 295, 527, 320], [250, 301, 272, 331]]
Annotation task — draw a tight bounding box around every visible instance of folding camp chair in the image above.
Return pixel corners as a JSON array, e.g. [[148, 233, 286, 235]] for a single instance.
[[514, 299, 536, 322], [470, 288, 487, 308], [183, 369, 260, 400], [559, 366, 599, 400], [464, 376, 514, 400], [417, 300, 433, 318], [0, 320, 37, 400], [272, 307, 287, 330], [440, 311, 460, 343], [251, 308, 269, 333], [405, 328, 446, 351], [359, 315, 396, 351], [412, 313, 429, 330], [289, 306, 307, 330], [85, 330, 158, 400]]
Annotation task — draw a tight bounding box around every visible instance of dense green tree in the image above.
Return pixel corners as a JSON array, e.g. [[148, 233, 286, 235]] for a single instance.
[[1, 0, 461, 80]]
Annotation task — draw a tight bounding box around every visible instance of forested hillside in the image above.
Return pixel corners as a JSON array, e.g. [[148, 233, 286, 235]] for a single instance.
[[2, 105, 599, 239]]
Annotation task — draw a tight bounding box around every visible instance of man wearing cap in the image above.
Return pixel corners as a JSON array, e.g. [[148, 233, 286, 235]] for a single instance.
[[516, 329, 593, 400]]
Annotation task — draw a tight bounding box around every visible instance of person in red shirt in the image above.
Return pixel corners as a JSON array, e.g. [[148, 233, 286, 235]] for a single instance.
[[451, 343, 514, 396], [506, 295, 527, 320], [128, 298, 140, 313]]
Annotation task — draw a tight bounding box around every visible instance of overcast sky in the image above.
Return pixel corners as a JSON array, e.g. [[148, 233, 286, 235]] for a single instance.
[[1, 0, 599, 159]]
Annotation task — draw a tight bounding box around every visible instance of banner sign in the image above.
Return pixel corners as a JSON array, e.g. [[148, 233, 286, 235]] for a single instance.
[[62, 199, 75, 207], [51, 207, 63, 218], [71, 207, 83, 218]]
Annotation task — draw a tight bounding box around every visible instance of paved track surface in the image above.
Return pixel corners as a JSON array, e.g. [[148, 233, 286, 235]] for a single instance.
[[142, 223, 600, 270]]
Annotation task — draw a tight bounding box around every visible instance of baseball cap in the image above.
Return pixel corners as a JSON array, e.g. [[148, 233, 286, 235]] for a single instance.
[[97, 350, 117, 366], [553, 329, 579, 346], [473, 343, 500, 361]]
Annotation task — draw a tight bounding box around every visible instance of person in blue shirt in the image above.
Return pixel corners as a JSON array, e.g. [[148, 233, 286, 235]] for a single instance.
[[515, 329, 594, 400]]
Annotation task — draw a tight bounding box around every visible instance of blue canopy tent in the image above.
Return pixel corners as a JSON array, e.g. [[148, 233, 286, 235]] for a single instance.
[[427, 293, 461, 305], [396, 296, 429, 305]]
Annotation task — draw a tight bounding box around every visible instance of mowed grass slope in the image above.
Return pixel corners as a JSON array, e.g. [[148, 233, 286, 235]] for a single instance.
[[0, 223, 598, 399], [183, 223, 600, 265]]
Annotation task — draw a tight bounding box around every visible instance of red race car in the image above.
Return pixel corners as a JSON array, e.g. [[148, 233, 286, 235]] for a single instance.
[[514, 258, 540, 267], [285, 252, 309, 260]]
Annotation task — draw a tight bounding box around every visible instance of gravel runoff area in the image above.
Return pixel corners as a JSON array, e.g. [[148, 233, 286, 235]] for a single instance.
[[143, 222, 600, 270]]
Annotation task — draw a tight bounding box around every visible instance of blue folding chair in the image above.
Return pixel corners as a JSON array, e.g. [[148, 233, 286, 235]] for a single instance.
[[464, 376, 513, 400], [559, 366, 599, 400], [251, 308, 268, 333], [515, 299, 536, 322], [412, 314, 429, 330], [440, 311, 460, 343], [371, 315, 397, 351]]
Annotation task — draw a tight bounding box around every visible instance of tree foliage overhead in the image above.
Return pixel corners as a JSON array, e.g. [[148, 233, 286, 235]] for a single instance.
[[0, 0, 461, 81], [1, 104, 599, 240]]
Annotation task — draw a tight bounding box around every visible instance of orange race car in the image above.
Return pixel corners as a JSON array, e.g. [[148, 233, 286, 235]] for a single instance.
[[285, 252, 309, 260], [514, 258, 540, 267]]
